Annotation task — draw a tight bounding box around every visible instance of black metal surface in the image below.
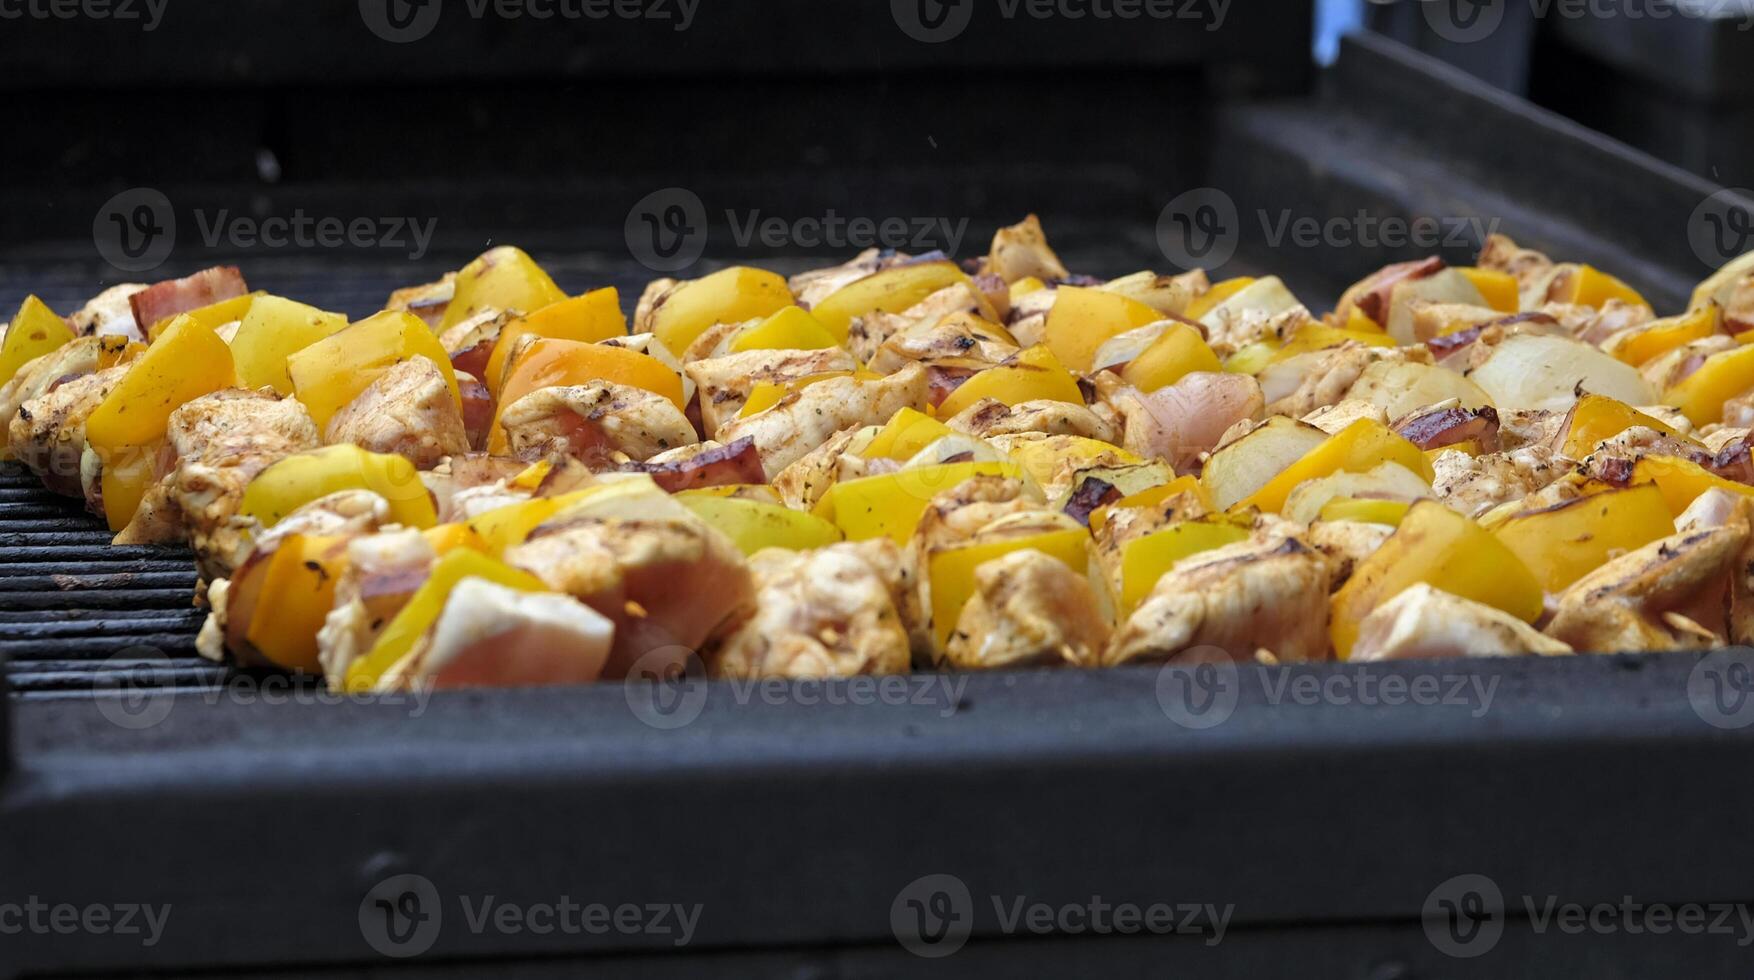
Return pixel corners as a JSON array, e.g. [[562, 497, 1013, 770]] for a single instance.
[[4, 28, 1754, 979]]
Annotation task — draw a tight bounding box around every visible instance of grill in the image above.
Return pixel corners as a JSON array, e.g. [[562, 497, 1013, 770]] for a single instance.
[[5, 25, 1754, 978]]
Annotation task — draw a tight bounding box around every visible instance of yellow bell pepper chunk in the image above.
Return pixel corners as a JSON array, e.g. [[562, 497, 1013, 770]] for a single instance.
[[1008, 276, 1047, 301], [931, 528, 1092, 647], [810, 261, 969, 343], [245, 533, 349, 673], [650, 266, 794, 354], [936, 345, 1084, 419], [860, 407, 955, 461], [1237, 419, 1435, 515], [1492, 484, 1674, 594], [814, 461, 1026, 544], [1088, 475, 1211, 533], [1183, 277, 1256, 320], [1118, 322, 1220, 391], [343, 549, 550, 692], [87, 315, 236, 451], [240, 444, 438, 531], [679, 495, 844, 556], [1337, 306, 1386, 333], [422, 522, 491, 556], [231, 296, 349, 395], [440, 245, 566, 329], [1269, 323, 1396, 362], [94, 335, 144, 372], [484, 287, 626, 397], [99, 443, 160, 533], [1559, 264, 1649, 312], [1664, 342, 1754, 427], [674, 484, 782, 503], [1458, 267, 1520, 313], [728, 305, 840, 354], [1223, 341, 1280, 375], [736, 371, 864, 420], [1330, 501, 1543, 659], [487, 338, 685, 453], [1605, 304, 1719, 367], [1318, 497, 1411, 526], [462, 486, 610, 555], [146, 290, 262, 340], [288, 311, 460, 433], [0, 295, 74, 390], [1041, 285, 1162, 373], [509, 460, 552, 491], [1631, 455, 1754, 515], [1118, 520, 1250, 617], [1559, 393, 1689, 459]]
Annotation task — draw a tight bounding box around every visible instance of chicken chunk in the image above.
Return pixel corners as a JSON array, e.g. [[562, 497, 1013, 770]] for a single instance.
[[947, 397, 1121, 445], [715, 362, 931, 477], [0, 337, 101, 452], [787, 247, 908, 310], [1351, 584, 1572, 660], [1545, 522, 1752, 652], [1106, 534, 1331, 665], [1262, 343, 1406, 417], [500, 380, 697, 469], [1307, 519, 1394, 590], [943, 548, 1109, 670], [864, 311, 1019, 376], [980, 214, 1069, 284], [380, 578, 616, 691], [708, 540, 915, 678], [8, 364, 124, 497], [69, 283, 147, 340], [1430, 446, 1572, 518], [685, 347, 857, 437], [507, 509, 755, 679], [318, 528, 440, 685], [325, 358, 468, 469]]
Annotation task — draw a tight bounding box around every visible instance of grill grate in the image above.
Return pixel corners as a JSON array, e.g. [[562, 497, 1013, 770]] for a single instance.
[[0, 460, 217, 698]]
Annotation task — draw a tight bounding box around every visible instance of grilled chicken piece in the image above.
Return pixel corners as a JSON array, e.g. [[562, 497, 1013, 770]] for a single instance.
[[1206, 305, 1311, 359], [943, 548, 1109, 670], [1477, 233, 1554, 300], [420, 454, 543, 522], [1352, 584, 1572, 660], [1546, 520, 1752, 652], [325, 358, 468, 469], [1430, 446, 1572, 518], [845, 281, 1004, 366], [912, 475, 1047, 554], [119, 389, 323, 578], [1498, 409, 1566, 451], [1106, 532, 1332, 665], [716, 362, 931, 477], [685, 347, 857, 437], [319, 528, 440, 685], [1097, 371, 1263, 474], [627, 438, 766, 493], [864, 311, 1019, 376], [1543, 300, 1653, 346], [380, 578, 616, 691], [507, 507, 755, 679], [947, 397, 1121, 444], [387, 272, 457, 330], [127, 266, 248, 334], [500, 381, 697, 469], [8, 365, 125, 497], [1307, 519, 1393, 590], [770, 427, 864, 510], [787, 247, 907, 310], [1262, 343, 1408, 417], [709, 540, 916, 678], [0, 337, 100, 458], [1003, 287, 1059, 349], [69, 283, 147, 340], [980, 214, 1069, 284], [1640, 336, 1736, 393]]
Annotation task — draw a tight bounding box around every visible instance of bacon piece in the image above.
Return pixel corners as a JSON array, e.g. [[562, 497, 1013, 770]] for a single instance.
[[127, 266, 248, 331], [1395, 406, 1500, 453], [626, 437, 765, 493], [450, 338, 494, 382], [925, 365, 978, 408], [458, 374, 494, 450]]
